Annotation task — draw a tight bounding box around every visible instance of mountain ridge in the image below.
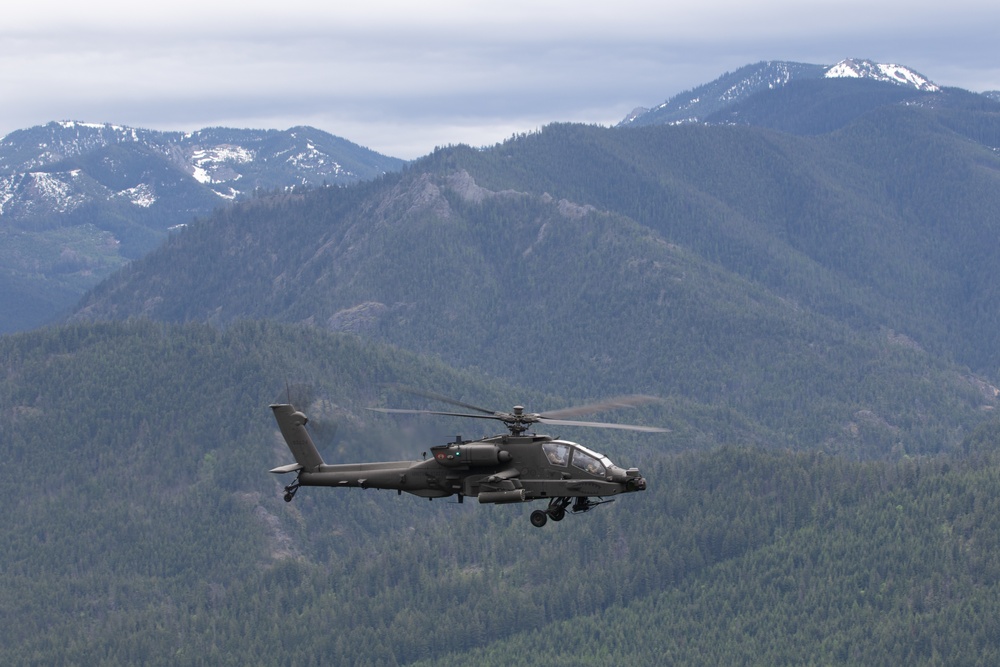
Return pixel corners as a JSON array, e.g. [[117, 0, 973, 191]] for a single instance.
[[6, 58, 1000, 664], [1, 121, 405, 213], [0, 121, 406, 333], [621, 58, 951, 128], [69, 112, 1000, 456]]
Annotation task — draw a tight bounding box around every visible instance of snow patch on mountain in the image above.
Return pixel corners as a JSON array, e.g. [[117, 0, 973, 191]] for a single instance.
[[0, 121, 403, 230], [622, 59, 944, 128], [0, 181, 13, 215], [115, 183, 156, 208], [720, 61, 798, 102], [32, 171, 73, 203], [28, 171, 91, 213], [190, 145, 255, 184], [825, 59, 939, 91], [58, 120, 124, 132], [285, 140, 346, 177], [0, 170, 96, 216]]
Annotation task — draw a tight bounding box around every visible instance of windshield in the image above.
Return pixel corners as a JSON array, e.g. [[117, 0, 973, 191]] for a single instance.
[[573, 443, 614, 469], [571, 448, 606, 476], [544, 440, 614, 476], [542, 441, 570, 467]]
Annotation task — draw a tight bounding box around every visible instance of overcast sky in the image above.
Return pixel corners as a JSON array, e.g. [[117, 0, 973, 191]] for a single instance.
[[3, 1, 999, 159]]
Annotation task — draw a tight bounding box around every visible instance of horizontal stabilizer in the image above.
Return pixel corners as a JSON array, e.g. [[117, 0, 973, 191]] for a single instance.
[[269, 463, 304, 474]]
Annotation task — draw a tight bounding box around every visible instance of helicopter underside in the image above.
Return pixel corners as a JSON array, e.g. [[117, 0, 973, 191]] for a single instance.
[[289, 461, 641, 497], [281, 466, 644, 527]]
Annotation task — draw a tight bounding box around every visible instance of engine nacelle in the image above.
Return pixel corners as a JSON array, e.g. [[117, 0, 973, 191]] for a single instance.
[[430, 443, 512, 468]]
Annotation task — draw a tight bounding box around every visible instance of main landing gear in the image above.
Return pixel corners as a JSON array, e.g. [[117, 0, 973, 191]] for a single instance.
[[529, 497, 612, 527]]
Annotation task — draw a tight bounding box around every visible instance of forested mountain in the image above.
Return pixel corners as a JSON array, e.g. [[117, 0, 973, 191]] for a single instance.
[[0, 122, 404, 334], [73, 88, 1000, 457], [6, 60, 1000, 664], [622, 58, 944, 130], [3, 321, 1000, 665]]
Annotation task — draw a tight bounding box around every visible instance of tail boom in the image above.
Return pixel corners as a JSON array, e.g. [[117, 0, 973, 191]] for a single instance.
[[270, 403, 440, 495]]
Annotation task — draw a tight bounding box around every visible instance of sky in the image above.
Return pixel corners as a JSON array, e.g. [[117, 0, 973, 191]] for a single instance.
[[3, 1, 1000, 160]]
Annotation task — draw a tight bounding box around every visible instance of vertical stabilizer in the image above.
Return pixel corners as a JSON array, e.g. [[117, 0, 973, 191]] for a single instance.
[[270, 404, 325, 472]]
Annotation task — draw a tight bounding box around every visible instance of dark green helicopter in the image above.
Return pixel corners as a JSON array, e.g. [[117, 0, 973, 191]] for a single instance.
[[270, 391, 665, 527]]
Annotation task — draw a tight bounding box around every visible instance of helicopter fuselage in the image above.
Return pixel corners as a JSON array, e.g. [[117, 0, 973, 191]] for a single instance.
[[293, 433, 646, 500], [270, 404, 647, 525]]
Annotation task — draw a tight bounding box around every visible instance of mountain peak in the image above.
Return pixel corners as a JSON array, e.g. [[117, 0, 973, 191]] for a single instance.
[[622, 58, 944, 127], [824, 58, 940, 91], [0, 121, 408, 333]]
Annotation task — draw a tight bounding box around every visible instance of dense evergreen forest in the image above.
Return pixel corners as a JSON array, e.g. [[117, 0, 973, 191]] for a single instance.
[[3, 321, 1000, 665], [69, 115, 1000, 457], [5, 81, 1000, 663]]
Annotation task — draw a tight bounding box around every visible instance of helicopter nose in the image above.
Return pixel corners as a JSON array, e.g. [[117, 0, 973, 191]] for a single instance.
[[623, 468, 646, 491]]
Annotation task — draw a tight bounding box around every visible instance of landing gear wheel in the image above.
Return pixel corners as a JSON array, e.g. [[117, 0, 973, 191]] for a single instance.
[[546, 497, 570, 522], [283, 480, 300, 503], [530, 509, 548, 527]]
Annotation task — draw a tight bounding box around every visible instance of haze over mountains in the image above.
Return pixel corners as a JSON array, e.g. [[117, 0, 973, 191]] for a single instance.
[[5, 58, 1000, 664]]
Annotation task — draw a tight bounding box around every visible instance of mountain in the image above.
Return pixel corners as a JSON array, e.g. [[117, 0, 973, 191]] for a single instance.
[[7, 59, 1000, 664], [0, 121, 405, 333], [621, 58, 954, 132], [0, 121, 404, 206], [71, 97, 1000, 457], [621, 60, 827, 125]]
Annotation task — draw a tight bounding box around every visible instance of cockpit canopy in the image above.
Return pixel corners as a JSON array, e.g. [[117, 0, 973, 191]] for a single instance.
[[542, 440, 615, 477]]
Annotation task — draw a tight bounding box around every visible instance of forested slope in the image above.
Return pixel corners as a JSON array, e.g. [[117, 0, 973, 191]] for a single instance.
[[3, 321, 1000, 664], [70, 113, 1000, 458], [422, 441, 1000, 665], [11, 78, 1000, 665], [442, 112, 1000, 373]]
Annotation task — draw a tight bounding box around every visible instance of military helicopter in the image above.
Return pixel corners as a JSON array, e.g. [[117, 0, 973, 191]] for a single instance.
[[270, 390, 666, 527]]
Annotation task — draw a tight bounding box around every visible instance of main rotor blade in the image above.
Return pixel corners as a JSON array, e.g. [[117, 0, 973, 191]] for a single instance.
[[382, 385, 497, 415], [367, 407, 503, 421], [538, 417, 669, 433], [538, 395, 662, 420]]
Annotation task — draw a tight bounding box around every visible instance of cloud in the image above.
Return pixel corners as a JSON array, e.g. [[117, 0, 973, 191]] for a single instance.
[[3, 1, 999, 159]]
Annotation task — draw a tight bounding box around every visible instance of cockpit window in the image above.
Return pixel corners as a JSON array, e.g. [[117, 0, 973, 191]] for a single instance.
[[575, 444, 614, 469], [543, 442, 570, 467], [572, 449, 606, 476]]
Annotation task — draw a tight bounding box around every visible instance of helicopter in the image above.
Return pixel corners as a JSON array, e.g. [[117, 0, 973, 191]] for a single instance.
[[269, 391, 666, 527]]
